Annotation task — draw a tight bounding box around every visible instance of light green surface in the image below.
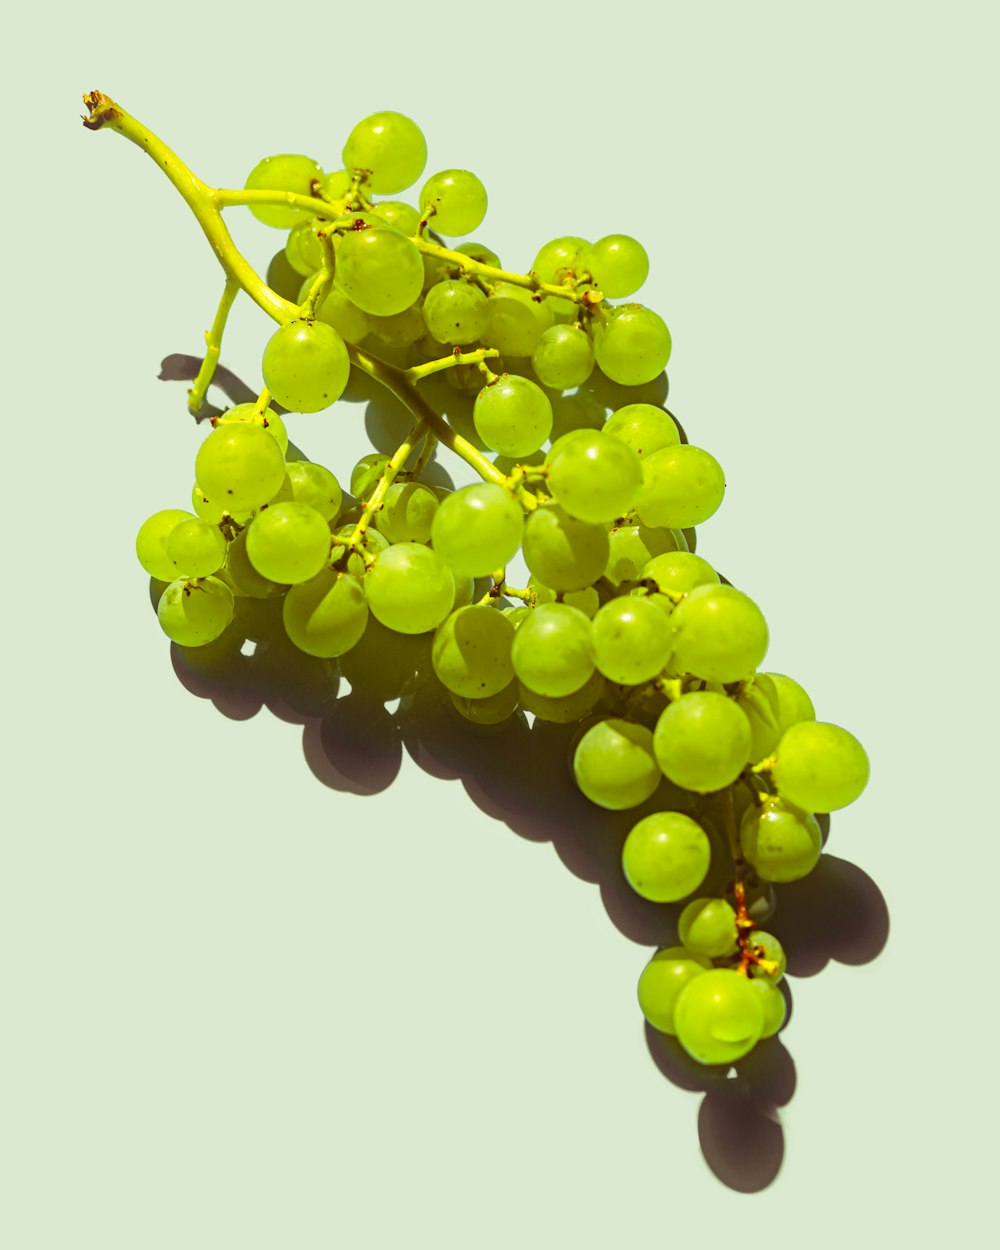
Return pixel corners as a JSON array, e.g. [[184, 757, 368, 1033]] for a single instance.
[[3, 2, 998, 1245]]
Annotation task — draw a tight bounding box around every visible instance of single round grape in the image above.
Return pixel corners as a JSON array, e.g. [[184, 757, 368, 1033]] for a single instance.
[[282, 568, 368, 657], [673, 968, 765, 1066], [285, 220, 324, 276], [351, 453, 390, 500], [736, 675, 784, 761], [642, 550, 719, 597], [213, 403, 289, 456], [223, 528, 284, 598], [485, 284, 553, 357], [517, 668, 606, 724], [192, 484, 249, 526], [522, 506, 609, 592], [605, 523, 686, 586], [244, 154, 323, 228], [364, 542, 455, 634], [284, 460, 342, 521], [593, 304, 672, 386], [532, 236, 592, 286], [572, 718, 661, 810], [545, 429, 643, 523], [421, 169, 488, 235], [767, 672, 817, 733], [746, 931, 787, 984], [136, 509, 196, 581], [313, 287, 370, 343], [636, 444, 726, 529], [432, 605, 515, 698], [262, 319, 350, 413], [751, 980, 787, 1038], [321, 169, 352, 200], [602, 403, 679, 459], [195, 424, 287, 515], [740, 797, 823, 883], [591, 596, 672, 685], [422, 280, 490, 345], [165, 517, 226, 579], [653, 692, 753, 794], [772, 721, 870, 812], [531, 324, 595, 390], [450, 680, 520, 726], [342, 111, 427, 194], [374, 481, 439, 544], [370, 200, 422, 234], [622, 812, 712, 902], [637, 946, 713, 1034], [157, 576, 234, 647], [474, 375, 553, 457], [678, 898, 739, 958], [510, 603, 594, 698], [334, 227, 424, 316], [366, 305, 426, 347], [245, 502, 331, 585], [588, 234, 650, 298], [430, 483, 524, 578], [669, 584, 769, 683]]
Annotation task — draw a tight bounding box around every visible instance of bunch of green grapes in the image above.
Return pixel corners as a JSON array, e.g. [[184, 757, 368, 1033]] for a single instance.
[[114, 97, 870, 1076]]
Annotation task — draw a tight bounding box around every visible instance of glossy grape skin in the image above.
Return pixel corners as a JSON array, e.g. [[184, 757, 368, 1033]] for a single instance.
[[622, 812, 712, 902], [636, 444, 726, 530], [374, 481, 439, 544], [517, 668, 606, 724], [370, 200, 422, 234], [572, 718, 661, 810], [157, 576, 234, 647], [195, 424, 287, 516], [245, 502, 332, 585], [767, 673, 817, 733], [750, 980, 787, 1038], [282, 569, 369, 657], [485, 284, 553, 357], [677, 897, 739, 958], [430, 483, 524, 578], [284, 461, 342, 521], [605, 523, 686, 587], [510, 603, 594, 697], [423, 280, 489, 344], [673, 968, 765, 1065], [740, 797, 823, 883], [588, 234, 649, 298], [746, 931, 787, 983], [213, 403, 290, 456], [545, 430, 643, 524], [420, 169, 488, 235], [522, 506, 609, 592], [642, 551, 719, 597], [474, 375, 553, 457], [668, 584, 769, 684], [342, 112, 427, 194], [262, 320, 350, 413], [164, 518, 226, 579], [591, 596, 672, 685], [432, 605, 515, 698], [363, 542, 455, 634], [637, 947, 712, 1034], [593, 304, 672, 386], [244, 154, 323, 228], [653, 691, 753, 794], [771, 721, 870, 812], [531, 324, 595, 389], [334, 227, 424, 316], [136, 509, 196, 582], [532, 236, 592, 286], [602, 403, 679, 459], [223, 529, 284, 599]]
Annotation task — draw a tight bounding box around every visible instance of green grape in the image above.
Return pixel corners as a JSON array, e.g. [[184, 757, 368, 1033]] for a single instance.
[[165, 517, 226, 579], [750, 980, 787, 1038], [157, 576, 235, 647], [669, 584, 769, 683], [285, 220, 324, 276], [767, 672, 816, 733], [545, 429, 643, 523], [261, 319, 350, 413], [636, 444, 726, 529], [485, 283, 554, 357], [622, 812, 712, 902], [573, 717, 661, 810], [529, 579, 600, 618], [642, 550, 719, 596], [432, 605, 515, 698], [503, 605, 532, 628], [474, 375, 553, 457], [370, 200, 421, 234], [510, 603, 594, 697], [422, 280, 489, 344], [192, 484, 249, 525], [588, 234, 649, 298], [366, 305, 426, 347], [637, 946, 713, 1035], [375, 481, 439, 544], [531, 324, 595, 389], [267, 248, 309, 302], [331, 523, 388, 580], [212, 403, 289, 456], [454, 240, 501, 268], [517, 668, 606, 724], [321, 169, 352, 201], [245, 501, 331, 584], [593, 304, 672, 386], [244, 154, 323, 228], [224, 528, 284, 597], [342, 111, 427, 194], [605, 523, 686, 586], [284, 460, 342, 521], [195, 424, 287, 515], [430, 482, 524, 578], [602, 403, 679, 459], [282, 568, 368, 658], [771, 721, 870, 812], [450, 680, 520, 726], [351, 453, 390, 500], [136, 509, 196, 581], [532, 236, 592, 286], [673, 968, 765, 1065], [309, 285, 370, 344], [736, 674, 784, 761], [746, 931, 787, 984], [421, 169, 488, 235], [678, 898, 739, 958], [334, 227, 424, 316], [451, 575, 476, 609], [740, 797, 822, 883], [522, 505, 609, 592], [653, 691, 753, 794], [364, 542, 455, 634], [591, 596, 672, 685]]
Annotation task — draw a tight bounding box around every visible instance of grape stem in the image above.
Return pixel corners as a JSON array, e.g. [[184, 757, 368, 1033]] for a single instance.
[[188, 278, 239, 414], [345, 419, 427, 552], [406, 347, 501, 384], [414, 237, 605, 307]]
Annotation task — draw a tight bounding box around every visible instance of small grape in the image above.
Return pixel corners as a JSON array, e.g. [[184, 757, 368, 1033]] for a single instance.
[[165, 517, 227, 579], [653, 691, 753, 794], [374, 481, 439, 544], [282, 568, 369, 657], [157, 576, 234, 647], [195, 424, 287, 515], [572, 718, 661, 810], [673, 968, 765, 1065], [677, 897, 739, 958], [532, 236, 592, 286], [432, 605, 515, 698], [244, 502, 331, 584], [591, 596, 672, 685], [545, 429, 642, 524], [430, 483, 524, 578], [213, 403, 289, 456], [740, 797, 822, 883], [622, 812, 712, 902], [136, 509, 196, 582], [342, 112, 427, 194], [334, 227, 424, 316], [593, 304, 672, 386], [531, 324, 595, 390], [510, 603, 594, 698], [262, 319, 350, 413], [420, 169, 488, 235], [637, 947, 712, 1035], [485, 284, 553, 357], [588, 234, 649, 298], [637, 444, 726, 530], [244, 154, 323, 228], [771, 721, 870, 812], [602, 403, 679, 459], [284, 461, 343, 521], [750, 980, 787, 1038], [474, 375, 553, 457], [423, 280, 489, 345], [668, 584, 769, 684], [363, 542, 455, 634]]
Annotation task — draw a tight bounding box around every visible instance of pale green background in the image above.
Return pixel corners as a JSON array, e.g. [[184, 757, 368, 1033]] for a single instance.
[[3, 1, 997, 1245]]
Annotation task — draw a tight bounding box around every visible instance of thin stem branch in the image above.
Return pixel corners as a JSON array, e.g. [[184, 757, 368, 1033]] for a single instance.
[[188, 277, 239, 414], [406, 346, 500, 384]]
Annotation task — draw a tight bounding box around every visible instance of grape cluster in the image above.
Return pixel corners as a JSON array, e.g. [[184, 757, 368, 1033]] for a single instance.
[[113, 98, 870, 1072]]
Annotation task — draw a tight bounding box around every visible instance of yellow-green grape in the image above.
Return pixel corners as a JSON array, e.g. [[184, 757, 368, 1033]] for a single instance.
[[736, 674, 784, 761], [678, 897, 739, 958], [285, 220, 325, 276], [510, 602, 594, 697], [602, 403, 679, 459], [636, 444, 726, 529], [450, 680, 520, 726], [212, 403, 289, 456], [331, 523, 388, 580], [432, 605, 516, 698], [746, 931, 787, 983], [267, 248, 309, 302], [672, 968, 765, 1065], [342, 112, 427, 194], [430, 483, 524, 578], [321, 169, 352, 200], [653, 691, 753, 794], [591, 596, 672, 685], [165, 518, 227, 579], [422, 280, 489, 345], [474, 375, 553, 457], [195, 424, 287, 515], [420, 169, 488, 235], [366, 305, 426, 347], [517, 668, 606, 724], [370, 200, 421, 234], [522, 506, 609, 592], [305, 282, 370, 344], [136, 509, 196, 581], [192, 483, 245, 525], [261, 319, 351, 413], [531, 324, 595, 390], [157, 576, 235, 647], [374, 481, 439, 544], [750, 980, 787, 1038], [224, 528, 284, 598], [244, 154, 323, 228], [572, 717, 661, 810], [454, 240, 501, 268], [282, 568, 369, 657], [771, 721, 870, 812], [545, 429, 643, 523], [622, 812, 712, 902], [284, 461, 342, 521], [451, 575, 476, 609], [637, 947, 713, 1034], [767, 673, 816, 733], [532, 236, 592, 286], [642, 550, 719, 596], [588, 234, 649, 298], [605, 523, 687, 587], [245, 502, 331, 585], [593, 303, 672, 386], [668, 584, 769, 683], [503, 605, 531, 628], [334, 227, 424, 316], [363, 542, 455, 634], [350, 453, 390, 500], [740, 797, 822, 883], [529, 579, 600, 618], [485, 283, 554, 357]]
